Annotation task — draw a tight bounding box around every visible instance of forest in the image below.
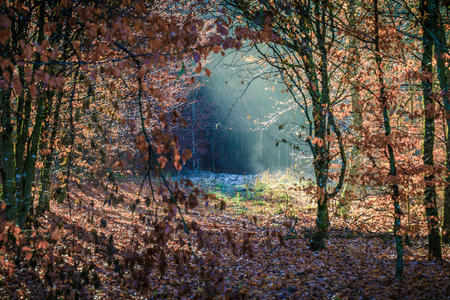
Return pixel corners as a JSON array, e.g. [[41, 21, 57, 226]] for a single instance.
[[1, 0, 450, 298]]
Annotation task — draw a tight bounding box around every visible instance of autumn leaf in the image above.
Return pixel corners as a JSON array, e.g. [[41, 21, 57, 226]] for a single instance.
[[36, 240, 49, 250], [111, 66, 120, 78], [51, 229, 63, 240], [158, 156, 167, 169], [195, 64, 202, 74], [182, 149, 192, 163], [22, 247, 32, 261], [7, 261, 14, 278]]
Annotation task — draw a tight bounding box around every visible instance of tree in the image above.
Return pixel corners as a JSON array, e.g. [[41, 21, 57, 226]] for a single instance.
[[373, 0, 403, 280], [420, 0, 442, 259], [339, 0, 364, 214], [0, 0, 221, 226], [225, 0, 350, 250], [223, 0, 446, 280], [428, 0, 450, 245]]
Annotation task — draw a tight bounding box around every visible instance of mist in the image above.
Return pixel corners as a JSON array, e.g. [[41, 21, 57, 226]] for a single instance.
[[198, 47, 313, 175]]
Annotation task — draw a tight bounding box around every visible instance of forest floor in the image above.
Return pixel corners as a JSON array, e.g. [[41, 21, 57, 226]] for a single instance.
[[1, 170, 450, 299]]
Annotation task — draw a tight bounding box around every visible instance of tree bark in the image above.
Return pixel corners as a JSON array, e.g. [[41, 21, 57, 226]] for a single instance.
[[38, 92, 63, 213], [374, 0, 403, 280], [429, 0, 450, 245], [421, 0, 442, 259], [311, 0, 331, 251]]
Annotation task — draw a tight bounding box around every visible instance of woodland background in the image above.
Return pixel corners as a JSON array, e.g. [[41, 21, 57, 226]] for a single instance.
[[1, 0, 450, 299]]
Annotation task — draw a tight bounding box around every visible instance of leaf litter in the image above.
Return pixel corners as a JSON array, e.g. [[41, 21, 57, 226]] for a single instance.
[[0, 172, 449, 299]]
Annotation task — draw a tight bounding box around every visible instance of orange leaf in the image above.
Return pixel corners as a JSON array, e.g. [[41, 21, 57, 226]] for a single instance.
[[8, 262, 14, 278], [195, 64, 202, 74], [36, 240, 49, 250], [14, 226, 21, 236], [157, 156, 167, 169], [24, 250, 32, 261], [173, 148, 181, 161], [22, 246, 31, 252], [182, 149, 192, 163], [174, 160, 182, 171]]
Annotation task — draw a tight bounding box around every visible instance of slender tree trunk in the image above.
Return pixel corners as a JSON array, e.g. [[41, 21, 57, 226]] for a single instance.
[[1, 88, 17, 221], [18, 93, 47, 226], [191, 102, 196, 169], [64, 67, 80, 211], [374, 0, 403, 280], [430, 0, 450, 244], [1, 5, 20, 222], [211, 127, 215, 172], [311, 106, 329, 250], [37, 13, 69, 213], [311, 0, 331, 251], [38, 92, 63, 213], [340, 0, 362, 214], [16, 1, 47, 226], [421, 0, 442, 259]]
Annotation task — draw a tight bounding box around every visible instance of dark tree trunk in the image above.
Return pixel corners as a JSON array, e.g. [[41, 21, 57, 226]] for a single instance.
[[421, 0, 442, 259], [374, 0, 403, 280]]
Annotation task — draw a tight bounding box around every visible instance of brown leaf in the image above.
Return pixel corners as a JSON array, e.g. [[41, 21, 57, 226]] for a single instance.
[[74, 244, 83, 252], [7, 261, 14, 277], [51, 228, 63, 240], [195, 64, 202, 74], [158, 156, 167, 169], [0, 232, 7, 243], [36, 240, 49, 250], [22, 247, 32, 261]]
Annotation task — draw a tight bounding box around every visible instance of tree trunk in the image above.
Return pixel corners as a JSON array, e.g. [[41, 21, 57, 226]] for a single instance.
[[1, 88, 17, 221], [340, 0, 363, 214], [38, 92, 63, 213], [211, 127, 215, 172], [310, 0, 334, 251], [430, 0, 450, 245], [191, 101, 196, 169], [16, 1, 47, 226], [421, 0, 442, 259], [374, 0, 403, 280]]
